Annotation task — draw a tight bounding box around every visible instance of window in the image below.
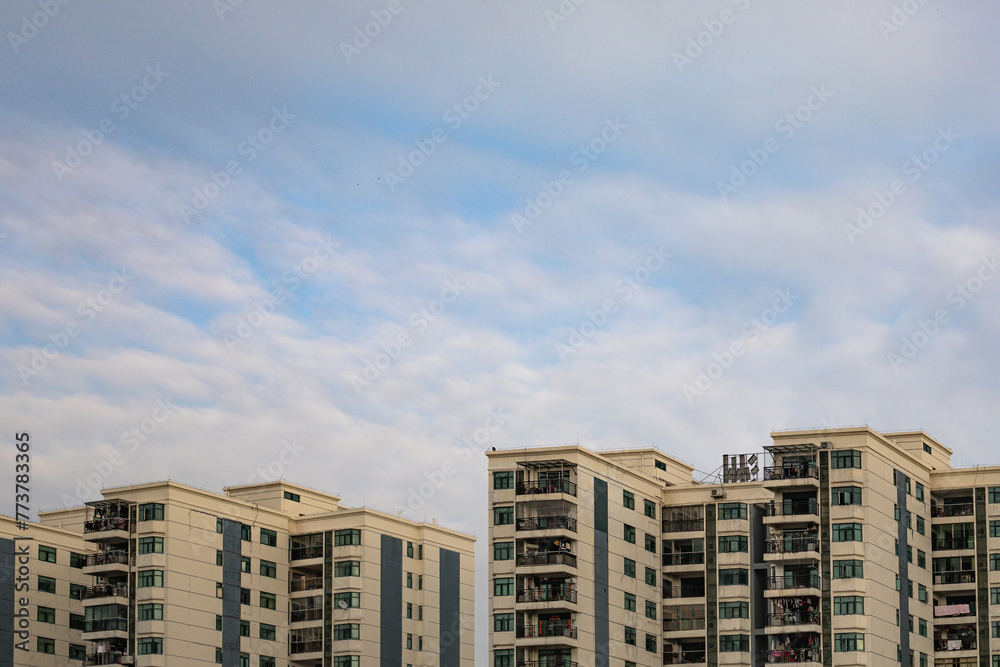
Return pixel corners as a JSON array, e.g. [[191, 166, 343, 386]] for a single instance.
[[240, 653, 250, 667], [917, 550, 926, 568], [240, 620, 250, 637], [918, 584, 928, 602], [216, 550, 223, 566], [624, 558, 636, 577], [407, 572, 413, 588], [494, 542, 514, 561], [832, 523, 862, 542], [406, 633, 413, 649], [919, 618, 927, 637], [334, 623, 360, 640], [138, 603, 163, 621], [915, 482, 925, 501], [241, 556, 251, 573], [335, 560, 360, 577], [834, 596, 864, 615], [916, 515, 925, 534], [719, 568, 749, 586], [260, 592, 276, 609], [989, 487, 1000, 504], [334, 591, 359, 608], [139, 536, 163, 554], [493, 506, 513, 525], [69, 644, 87, 660], [720, 634, 750, 652], [644, 499, 656, 518], [623, 490, 635, 510], [624, 592, 636, 612], [719, 601, 749, 618], [240, 588, 250, 605], [718, 535, 748, 553], [260, 528, 277, 546], [991, 554, 1000, 571], [993, 587, 1000, 605], [69, 583, 86, 600], [645, 634, 657, 653], [494, 613, 514, 632], [493, 471, 514, 489], [644, 533, 656, 553], [216, 615, 223, 631], [38, 545, 56, 563], [37, 576, 56, 594], [261, 658, 275, 667], [718, 502, 747, 520], [217, 518, 223, 533], [333, 658, 359, 667], [834, 633, 864, 652], [994, 621, 1000, 639], [406, 603, 412, 619], [284, 490, 300, 502], [624, 626, 636, 645], [240, 524, 251, 541], [138, 570, 164, 587], [69, 613, 85, 630], [645, 600, 657, 620], [494, 649, 515, 667], [418, 637, 423, 651], [645, 566, 657, 586], [832, 486, 862, 505], [407, 541, 414, 558], [37, 637, 54, 654], [138, 503, 164, 521], [138, 638, 163, 655], [260, 560, 276, 578], [655, 459, 667, 470], [70, 552, 87, 568], [334, 529, 361, 546], [418, 545, 423, 559], [832, 559, 863, 579], [831, 450, 862, 469], [493, 577, 514, 596], [418, 606, 422, 620], [624, 524, 636, 543], [923, 443, 932, 454]]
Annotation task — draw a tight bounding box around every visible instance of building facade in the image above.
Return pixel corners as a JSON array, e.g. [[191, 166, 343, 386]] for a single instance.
[[0, 480, 475, 667], [486, 427, 1000, 667]]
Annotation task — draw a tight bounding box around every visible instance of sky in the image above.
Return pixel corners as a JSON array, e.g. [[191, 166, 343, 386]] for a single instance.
[[2, 0, 999, 661]]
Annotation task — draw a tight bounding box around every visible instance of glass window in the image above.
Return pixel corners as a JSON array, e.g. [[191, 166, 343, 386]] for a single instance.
[[69, 613, 85, 631], [334, 560, 360, 577], [493, 613, 514, 632], [624, 592, 636, 612], [70, 552, 87, 568], [624, 557, 636, 577], [240, 620, 250, 637], [260, 592, 276, 609], [830, 450, 862, 469], [37, 576, 56, 594], [990, 554, 1000, 571], [37, 637, 55, 654], [719, 601, 749, 619], [624, 626, 636, 645], [241, 556, 251, 573], [138, 603, 163, 621], [38, 545, 56, 563], [833, 596, 864, 615], [139, 536, 163, 554], [261, 658, 275, 667], [333, 658, 359, 667], [991, 521, 1000, 538], [645, 600, 657, 619], [37, 606, 55, 623], [240, 588, 250, 605], [493, 542, 514, 560], [655, 460, 667, 470], [333, 591, 359, 608], [138, 638, 163, 655], [69, 644, 87, 660], [720, 634, 750, 652], [645, 634, 657, 653], [992, 587, 1000, 605], [624, 524, 636, 543], [718, 502, 747, 520], [918, 584, 928, 602], [832, 523, 862, 542], [333, 623, 360, 640], [719, 568, 749, 586], [334, 529, 361, 546], [260, 528, 277, 546], [238, 524, 251, 541], [718, 535, 748, 553], [69, 583, 86, 600], [217, 518, 223, 533], [915, 482, 924, 501], [833, 559, 863, 579], [138, 570, 164, 587], [919, 618, 927, 637], [834, 633, 864, 652], [493, 471, 514, 489], [623, 490, 635, 510], [494, 649, 514, 667], [284, 490, 301, 502], [407, 542, 414, 558], [493, 577, 514, 596], [916, 515, 925, 534], [493, 506, 513, 525], [645, 566, 657, 586], [832, 486, 862, 505], [260, 560, 277, 578], [644, 533, 656, 553], [216, 550, 223, 566], [138, 503, 164, 521], [989, 487, 1000, 504], [644, 499, 656, 518]]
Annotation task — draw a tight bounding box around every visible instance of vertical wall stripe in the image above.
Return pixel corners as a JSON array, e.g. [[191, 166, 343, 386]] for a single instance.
[[895, 470, 910, 666], [593, 477, 609, 667], [439, 548, 461, 667], [221, 519, 242, 667], [748, 504, 767, 667], [818, 450, 832, 666], [0, 538, 14, 664], [705, 504, 717, 665], [975, 488, 990, 666], [380, 535, 403, 667], [324, 530, 333, 666]]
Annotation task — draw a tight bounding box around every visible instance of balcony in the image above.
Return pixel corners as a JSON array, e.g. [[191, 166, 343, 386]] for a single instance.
[[516, 551, 577, 568], [663, 616, 706, 633], [662, 584, 705, 599], [663, 650, 706, 664], [934, 603, 975, 618], [763, 464, 818, 483], [765, 574, 820, 593], [766, 648, 822, 664], [290, 545, 323, 561], [932, 536, 975, 551], [83, 517, 130, 537], [933, 570, 975, 586], [83, 584, 130, 601], [290, 640, 323, 654], [935, 637, 977, 652], [517, 621, 577, 640], [83, 551, 132, 576], [289, 608, 323, 623], [765, 537, 819, 557], [662, 518, 705, 533], [763, 500, 819, 524], [84, 652, 130, 665], [289, 576, 323, 593], [662, 552, 705, 567], [516, 515, 577, 532], [766, 610, 821, 628], [932, 503, 974, 518], [517, 479, 577, 497], [517, 587, 577, 604]]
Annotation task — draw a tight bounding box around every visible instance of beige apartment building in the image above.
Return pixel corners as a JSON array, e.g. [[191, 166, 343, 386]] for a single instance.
[[486, 426, 1000, 667], [0, 479, 475, 667]]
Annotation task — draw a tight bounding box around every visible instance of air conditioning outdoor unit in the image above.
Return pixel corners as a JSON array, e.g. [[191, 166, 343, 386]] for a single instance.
[[710, 488, 726, 499]]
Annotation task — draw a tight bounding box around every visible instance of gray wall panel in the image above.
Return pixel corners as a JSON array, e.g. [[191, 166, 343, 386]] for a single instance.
[[380, 535, 403, 667]]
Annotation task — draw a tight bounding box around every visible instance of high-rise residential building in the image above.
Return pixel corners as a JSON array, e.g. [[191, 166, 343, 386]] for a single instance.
[[486, 426, 1000, 667], [1, 479, 475, 667]]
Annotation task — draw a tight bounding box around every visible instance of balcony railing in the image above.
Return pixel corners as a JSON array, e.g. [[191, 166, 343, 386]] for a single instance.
[[766, 648, 822, 663], [765, 537, 819, 555], [84, 518, 130, 534], [517, 587, 577, 604], [516, 551, 577, 568], [84, 652, 128, 665], [934, 570, 976, 585], [289, 608, 323, 623], [517, 661, 577, 667], [85, 551, 131, 567], [764, 500, 819, 517], [516, 515, 577, 532], [935, 637, 977, 652], [662, 518, 705, 533], [289, 577, 323, 592], [663, 650, 706, 663], [290, 545, 323, 560], [83, 584, 130, 600], [663, 618, 706, 632], [766, 611, 821, 627], [83, 618, 129, 633], [516, 622, 577, 639], [662, 585, 705, 599], [662, 552, 705, 567], [931, 503, 974, 518], [766, 574, 820, 591], [517, 479, 577, 496], [763, 465, 818, 482], [932, 536, 975, 551], [290, 640, 323, 654]]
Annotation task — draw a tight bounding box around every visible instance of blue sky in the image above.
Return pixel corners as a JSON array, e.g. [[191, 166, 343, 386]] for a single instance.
[[2, 0, 1000, 660]]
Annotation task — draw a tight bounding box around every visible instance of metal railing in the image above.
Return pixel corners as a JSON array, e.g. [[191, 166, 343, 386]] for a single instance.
[[763, 465, 818, 482], [935, 637, 977, 652], [662, 585, 705, 599], [517, 662, 577, 667], [765, 537, 819, 555], [83, 584, 130, 600], [663, 618, 706, 632], [764, 500, 819, 517], [931, 503, 974, 518], [662, 552, 705, 566], [932, 536, 975, 551], [289, 576, 323, 592], [85, 551, 131, 567], [517, 587, 577, 604], [84, 652, 128, 665], [290, 545, 323, 560], [765, 574, 820, 590], [766, 648, 822, 663], [84, 518, 130, 533], [766, 611, 821, 627], [662, 518, 705, 533], [517, 479, 578, 496], [516, 551, 577, 568], [516, 622, 577, 639], [663, 650, 706, 663], [83, 618, 129, 633], [289, 608, 323, 623], [290, 640, 323, 654], [516, 516, 577, 532], [933, 570, 976, 585]]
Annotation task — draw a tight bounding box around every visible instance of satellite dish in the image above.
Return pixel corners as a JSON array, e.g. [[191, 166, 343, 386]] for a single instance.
[[338, 600, 348, 609]]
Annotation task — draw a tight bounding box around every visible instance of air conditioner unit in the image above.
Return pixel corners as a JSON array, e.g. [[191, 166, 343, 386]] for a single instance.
[[710, 488, 726, 499]]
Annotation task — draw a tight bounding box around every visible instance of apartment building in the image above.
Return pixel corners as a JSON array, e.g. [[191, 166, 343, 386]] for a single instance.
[[486, 427, 1000, 667], [0, 479, 475, 667]]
